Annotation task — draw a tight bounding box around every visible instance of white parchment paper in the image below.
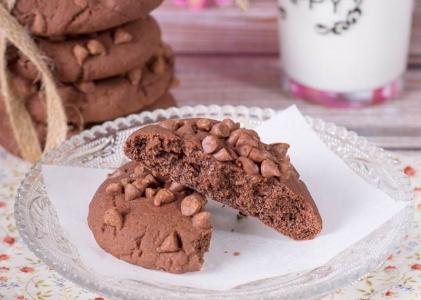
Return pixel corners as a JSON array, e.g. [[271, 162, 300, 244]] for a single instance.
[[42, 106, 409, 290]]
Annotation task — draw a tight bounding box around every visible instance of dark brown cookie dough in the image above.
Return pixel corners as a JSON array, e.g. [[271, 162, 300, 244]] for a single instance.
[[12, 0, 164, 37], [88, 161, 212, 274], [11, 17, 161, 83], [124, 118, 323, 241]]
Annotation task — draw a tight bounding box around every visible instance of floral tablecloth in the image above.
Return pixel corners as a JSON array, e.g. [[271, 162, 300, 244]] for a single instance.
[[1, 146, 420, 300]]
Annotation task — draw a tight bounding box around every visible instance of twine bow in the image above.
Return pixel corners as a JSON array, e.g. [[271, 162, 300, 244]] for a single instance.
[[0, 0, 67, 163]]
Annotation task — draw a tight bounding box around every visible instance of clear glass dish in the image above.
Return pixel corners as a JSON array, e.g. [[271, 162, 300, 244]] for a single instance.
[[14, 105, 414, 300]]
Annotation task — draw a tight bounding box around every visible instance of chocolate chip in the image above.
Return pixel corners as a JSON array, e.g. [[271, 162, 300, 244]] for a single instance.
[[279, 156, 292, 179], [154, 189, 175, 206], [226, 147, 239, 160], [151, 171, 168, 183], [202, 135, 221, 154], [120, 178, 134, 187], [169, 181, 185, 192], [145, 138, 161, 152], [221, 119, 240, 132], [143, 174, 159, 187], [32, 11, 46, 34], [132, 179, 148, 195], [113, 28, 133, 45], [213, 148, 234, 162], [159, 120, 182, 131], [133, 165, 145, 178], [162, 42, 174, 59], [176, 124, 196, 136], [169, 77, 180, 89], [248, 148, 270, 163], [87, 39, 107, 56], [210, 123, 230, 138], [196, 119, 212, 131], [108, 168, 125, 178], [104, 208, 123, 230], [105, 183, 123, 195], [181, 193, 204, 216], [270, 142, 290, 159], [73, 44, 89, 66], [156, 232, 179, 253], [152, 56, 166, 75], [192, 212, 212, 229], [235, 144, 252, 157], [261, 159, 282, 178], [235, 157, 259, 175], [76, 81, 95, 93], [236, 133, 259, 148], [127, 68, 142, 86], [227, 129, 244, 146], [145, 188, 156, 198], [125, 183, 142, 201]]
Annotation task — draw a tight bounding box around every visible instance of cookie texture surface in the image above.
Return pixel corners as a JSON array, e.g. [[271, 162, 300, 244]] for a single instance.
[[0, 44, 175, 158], [12, 17, 161, 83], [12, 0, 163, 37], [124, 118, 323, 240], [87, 161, 212, 274], [5, 44, 175, 125]]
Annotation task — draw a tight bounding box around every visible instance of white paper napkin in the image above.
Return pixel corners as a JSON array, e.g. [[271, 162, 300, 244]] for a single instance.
[[42, 105, 409, 291]]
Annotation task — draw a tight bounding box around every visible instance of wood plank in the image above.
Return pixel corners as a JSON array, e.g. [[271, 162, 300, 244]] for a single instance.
[[153, 0, 421, 65], [169, 55, 421, 150]]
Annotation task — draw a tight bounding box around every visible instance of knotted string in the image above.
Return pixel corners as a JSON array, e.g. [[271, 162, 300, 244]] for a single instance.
[[0, 0, 67, 163]]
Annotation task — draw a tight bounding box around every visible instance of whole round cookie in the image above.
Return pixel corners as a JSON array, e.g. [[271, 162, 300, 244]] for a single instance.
[[12, 0, 164, 37], [88, 161, 213, 274], [11, 16, 161, 83]]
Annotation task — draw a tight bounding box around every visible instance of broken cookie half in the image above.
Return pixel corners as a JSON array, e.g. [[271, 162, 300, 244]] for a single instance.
[[87, 161, 212, 274], [124, 118, 322, 241]]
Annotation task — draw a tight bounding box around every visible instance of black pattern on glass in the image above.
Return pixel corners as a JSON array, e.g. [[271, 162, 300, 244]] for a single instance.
[[316, 0, 363, 35], [279, 6, 287, 20]]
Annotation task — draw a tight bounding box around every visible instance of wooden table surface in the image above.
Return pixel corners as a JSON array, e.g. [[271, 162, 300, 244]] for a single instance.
[[152, 0, 421, 155]]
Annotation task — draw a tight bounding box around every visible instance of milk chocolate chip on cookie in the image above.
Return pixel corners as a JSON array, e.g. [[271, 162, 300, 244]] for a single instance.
[[124, 118, 323, 240], [11, 17, 161, 83], [87, 161, 212, 274], [12, 0, 164, 37]]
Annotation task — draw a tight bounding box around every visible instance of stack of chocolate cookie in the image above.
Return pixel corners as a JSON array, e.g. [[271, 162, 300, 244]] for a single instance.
[[1, 0, 176, 158]]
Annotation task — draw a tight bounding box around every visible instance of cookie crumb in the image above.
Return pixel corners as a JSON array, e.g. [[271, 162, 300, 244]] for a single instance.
[[224, 251, 228, 254], [233, 252, 240, 256], [230, 229, 234, 232]]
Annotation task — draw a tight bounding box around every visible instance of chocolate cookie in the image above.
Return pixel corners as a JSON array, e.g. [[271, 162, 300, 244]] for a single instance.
[[87, 161, 212, 274], [12, 0, 164, 37], [11, 17, 161, 83], [8, 44, 175, 126], [0, 45, 175, 159], [124, 118, 323, 241]]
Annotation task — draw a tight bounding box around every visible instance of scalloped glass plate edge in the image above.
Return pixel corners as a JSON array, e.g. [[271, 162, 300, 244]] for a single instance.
[[14, 105, 414, 300]]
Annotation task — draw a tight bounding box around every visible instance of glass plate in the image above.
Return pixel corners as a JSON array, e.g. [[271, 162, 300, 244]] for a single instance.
[[14, 105, 414, 300]]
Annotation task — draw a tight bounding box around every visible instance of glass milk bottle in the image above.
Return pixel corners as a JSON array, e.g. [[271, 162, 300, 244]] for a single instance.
[[278, 0, 414, 108]]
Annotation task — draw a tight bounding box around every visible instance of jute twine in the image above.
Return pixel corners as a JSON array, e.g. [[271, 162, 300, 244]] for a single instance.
[[0, 0, 67, 163]]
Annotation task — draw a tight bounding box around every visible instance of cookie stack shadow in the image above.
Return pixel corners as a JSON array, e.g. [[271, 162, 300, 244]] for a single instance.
[[1, 0, 177, 158]]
